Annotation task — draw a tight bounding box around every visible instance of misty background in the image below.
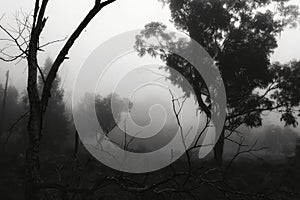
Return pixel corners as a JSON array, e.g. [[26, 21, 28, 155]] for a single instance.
[[0, 0, 300, 160]]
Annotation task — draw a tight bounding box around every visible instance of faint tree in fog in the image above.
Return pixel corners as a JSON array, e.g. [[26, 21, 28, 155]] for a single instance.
[[37, 57, 70, 153], [0, 83, 26, 153], [95, 93, 132, 135], [75, 92, 132, 140]]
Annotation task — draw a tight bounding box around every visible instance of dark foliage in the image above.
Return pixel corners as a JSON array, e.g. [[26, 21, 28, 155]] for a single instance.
[[135, 0, 300, 165]]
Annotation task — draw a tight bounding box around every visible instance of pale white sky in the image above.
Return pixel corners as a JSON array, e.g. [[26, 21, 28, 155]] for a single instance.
[[0, 0, 176, 92], [0, 0, 300, 93]]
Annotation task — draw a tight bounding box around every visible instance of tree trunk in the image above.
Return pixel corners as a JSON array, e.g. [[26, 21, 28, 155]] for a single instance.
[[22, 2, 116, 199], [214, 128, 225, 167], [25, 105, 42, 200], [25, 55, 43, 200], [73, 130, 79, 159]]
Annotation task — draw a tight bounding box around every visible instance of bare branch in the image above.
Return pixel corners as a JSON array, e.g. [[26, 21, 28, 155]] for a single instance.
[[0, 12, 32, 63], [32, 0, 40, 28], [41, 0, 117, 112], [0, 24, 27, 55], [37, 64, 45, 84], [224, 139, 268, 175], [38, 36, 67, 49], [227, 104, 284, 120], [2, 110, 29, 151]]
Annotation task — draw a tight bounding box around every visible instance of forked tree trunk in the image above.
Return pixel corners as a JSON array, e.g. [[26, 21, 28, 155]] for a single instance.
[[22, 1, 116, 199]]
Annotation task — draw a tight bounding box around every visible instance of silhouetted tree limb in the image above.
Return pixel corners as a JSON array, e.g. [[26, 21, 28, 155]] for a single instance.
[[2, 110, 29, 151], [1, 1, 117, 199]]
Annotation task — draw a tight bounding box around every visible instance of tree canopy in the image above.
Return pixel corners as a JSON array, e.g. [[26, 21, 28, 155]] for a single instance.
[[135, 0, 300, 165]]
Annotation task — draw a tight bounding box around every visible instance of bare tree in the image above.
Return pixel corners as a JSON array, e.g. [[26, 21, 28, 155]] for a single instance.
[[0, 1, 116, 199]]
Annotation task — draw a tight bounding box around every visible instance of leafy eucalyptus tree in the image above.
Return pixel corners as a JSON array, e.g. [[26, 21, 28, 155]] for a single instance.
[[135, 0, 300, 166]]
